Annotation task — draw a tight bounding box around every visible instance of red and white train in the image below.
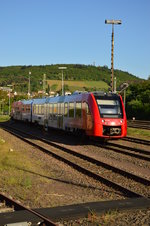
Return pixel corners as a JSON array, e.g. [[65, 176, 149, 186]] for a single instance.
[[11, 91, 127, 139]]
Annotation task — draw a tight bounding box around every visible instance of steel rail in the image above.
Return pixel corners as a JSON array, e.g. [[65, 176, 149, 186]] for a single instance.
[[0, 193, 58, 225], [37, 136, 150, 186], [94, 142, 150, 162], [1, 197, 150, 224], [127, 120, 150, 130], [0, 125, 145, 199], [107, 142, 150, 156], [2, 124, 150, 185], [123, 136, 150, 146]]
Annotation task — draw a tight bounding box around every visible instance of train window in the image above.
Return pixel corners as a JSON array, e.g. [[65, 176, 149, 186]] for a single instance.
[[35, 105, 37, 114], [82, 102, 90, 114], [61, 103, 64, 115], [54, 103, 57, 115], [32, 105, 35, 114], [36, 105, 39, 114], [48, 104, 52, 114], [57, 103, 61, 115], [45, 105, 47, 114], [69, 102, 74, 118], [38, 105, 41, 114], [27, 107, 30, 113], [64, 102, 68, 116], [33, 105, 36, 114], [95, 98, 123, 118], [47, 104, 49, 114], [75, 102, 82, 118], [41, 105, 44, 115]]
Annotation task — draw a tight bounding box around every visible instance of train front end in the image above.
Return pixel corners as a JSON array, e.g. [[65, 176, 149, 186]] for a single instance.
[[91, 92, 127, 139]]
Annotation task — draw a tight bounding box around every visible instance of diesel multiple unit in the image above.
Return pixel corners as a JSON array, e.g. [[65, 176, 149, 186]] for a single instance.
[[11, 91, 127, 139]]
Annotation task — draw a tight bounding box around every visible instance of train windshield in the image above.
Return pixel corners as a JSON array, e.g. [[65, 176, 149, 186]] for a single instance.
[[95, 96, 123, 118]]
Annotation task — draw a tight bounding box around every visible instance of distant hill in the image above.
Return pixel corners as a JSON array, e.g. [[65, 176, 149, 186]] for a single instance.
[[47, 80, 109, 93], [0, 64, 142, 93]]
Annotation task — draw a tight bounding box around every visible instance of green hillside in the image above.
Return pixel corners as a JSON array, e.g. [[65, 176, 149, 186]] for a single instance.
[[0, 64, 149, 120], [0, 64, 141, 93], [47, 80, 109, 92]]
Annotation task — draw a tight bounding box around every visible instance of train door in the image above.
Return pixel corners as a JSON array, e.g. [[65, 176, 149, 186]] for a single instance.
[[82, 102, 93, 131], [30, 103, 33, 122], [45, 103, 48, 120], [43, 103, 48, 130], [57, 103, 63, 129]]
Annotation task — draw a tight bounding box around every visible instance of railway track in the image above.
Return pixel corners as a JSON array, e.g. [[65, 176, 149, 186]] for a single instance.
[[128, 120, 150, 130], [1, 197, 150, 224], [123, 136, 150, 146], [101, 141, 150, 162], [1, 124, 150, 200], [0, 192, 58, 225]]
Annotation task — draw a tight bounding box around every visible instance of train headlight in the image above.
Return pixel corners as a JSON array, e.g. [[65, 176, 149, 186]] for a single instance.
[[120, 120, 123, 123], [102, 119, 105, 123]]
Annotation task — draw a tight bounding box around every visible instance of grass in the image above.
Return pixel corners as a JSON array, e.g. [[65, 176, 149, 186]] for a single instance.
[[0, 135, 47, 205], [0, 115, 10, 122], [71, 209, 119, 225], [0, 132, 64, 208], [0, 140, 33, 190], [47, 79, 109, 92], [127, 127, 150, 140]]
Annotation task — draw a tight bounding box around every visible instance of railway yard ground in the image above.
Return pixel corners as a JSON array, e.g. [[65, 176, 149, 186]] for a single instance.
[[0, 117, 150, 225]]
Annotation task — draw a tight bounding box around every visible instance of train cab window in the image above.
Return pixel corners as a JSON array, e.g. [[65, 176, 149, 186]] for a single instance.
[[95, 97, 123, 118], [64, 102, 68, 117], [69, 102, 74, 118], [75, 102, 82, 118]]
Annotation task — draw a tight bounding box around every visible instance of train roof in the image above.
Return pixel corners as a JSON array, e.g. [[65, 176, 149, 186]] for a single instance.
[[16, 91, 120, 105], [32, 98, 47, 104], [21, 98, 47, 105], [22, 99, 33, 105], [92, 91, 119, 97], [46, 95, 65, 103]]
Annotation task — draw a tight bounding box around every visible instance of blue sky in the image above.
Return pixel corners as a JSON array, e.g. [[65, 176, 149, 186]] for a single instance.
[[0, 0, 149, 79]]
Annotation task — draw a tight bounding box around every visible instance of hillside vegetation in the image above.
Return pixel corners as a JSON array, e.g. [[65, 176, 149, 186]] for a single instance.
[[47, 80, 109, 92], [0, 64, 149, 120], [126, 80, 150, 120], [0, 64, 140, 93]]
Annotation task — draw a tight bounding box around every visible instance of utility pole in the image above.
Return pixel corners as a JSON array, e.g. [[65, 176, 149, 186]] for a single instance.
[[119, 83, 129, 109], [105, 19, 122, 92], [43, 74, 46, 97], [7, 85, 13, 115], [0, 100, 4, 115], [58, 67, 67, 96], [114, 77, 117, 93], [28, 71, 31, 99]]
